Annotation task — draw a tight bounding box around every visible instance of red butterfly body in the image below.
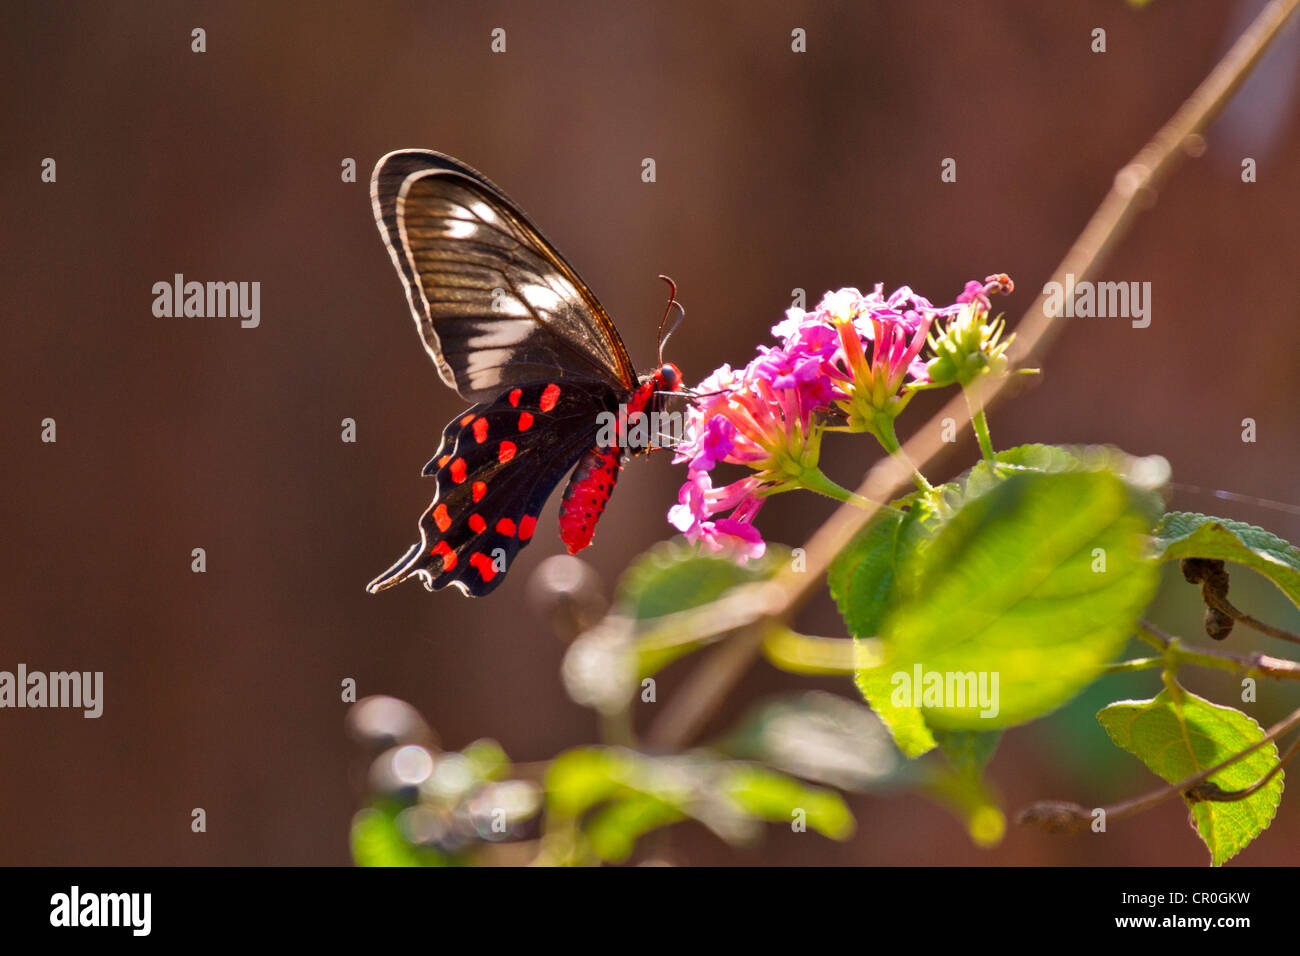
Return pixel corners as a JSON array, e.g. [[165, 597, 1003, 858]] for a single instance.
[[365, 150, 682, 597]]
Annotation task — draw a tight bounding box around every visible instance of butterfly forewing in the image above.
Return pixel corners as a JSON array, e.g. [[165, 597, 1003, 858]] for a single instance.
[[366, 379, 620, 597], [371, 150, 637, 402]]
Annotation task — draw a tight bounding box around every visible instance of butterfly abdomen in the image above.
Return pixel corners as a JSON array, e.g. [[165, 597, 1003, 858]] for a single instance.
[[556, 370, 681, 554], [559, 445, 622, 554]]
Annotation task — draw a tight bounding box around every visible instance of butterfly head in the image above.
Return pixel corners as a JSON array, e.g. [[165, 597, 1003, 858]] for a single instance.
[[655, 362, 683, 393]]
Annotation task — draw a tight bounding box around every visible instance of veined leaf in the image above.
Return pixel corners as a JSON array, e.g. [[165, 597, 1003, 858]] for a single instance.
[[1154, 512, 1300, 609], [879, 467, 1162, 729], [855, 662, 938, 758], [1098, 686, 1283, 866]]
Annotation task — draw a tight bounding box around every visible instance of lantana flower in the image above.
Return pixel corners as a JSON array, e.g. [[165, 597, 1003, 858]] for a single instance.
[[926, 274, 1017, 388], [668, 277, 1015, 559]]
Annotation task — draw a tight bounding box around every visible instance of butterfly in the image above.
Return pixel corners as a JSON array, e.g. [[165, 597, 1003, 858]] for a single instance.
[[366, 150, 684, 597]]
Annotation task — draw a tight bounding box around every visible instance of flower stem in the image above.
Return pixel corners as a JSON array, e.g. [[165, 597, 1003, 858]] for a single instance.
[[797, 467, 876, 510], [870, 416, 934, 493], [965, 388, 996, 462]]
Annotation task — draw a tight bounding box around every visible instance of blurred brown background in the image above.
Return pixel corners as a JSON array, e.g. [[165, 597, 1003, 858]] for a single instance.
[[2, 0, 1298, 865]]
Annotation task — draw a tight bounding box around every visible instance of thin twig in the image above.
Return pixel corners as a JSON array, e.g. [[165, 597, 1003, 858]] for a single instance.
[[1137, 620, 1300, 681], [1020, 701, 1300, 833], [1203, 589, 1300, 646], [642, 0, 1300, 750]]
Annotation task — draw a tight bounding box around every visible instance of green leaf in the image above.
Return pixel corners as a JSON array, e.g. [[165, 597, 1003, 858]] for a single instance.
[[921, 763, 1006, 848], [545, 746, 856, 859], [961, 443, 1083, 501], [349, 807, 448, 867], [545, 747, 633, 819], [1098, 686, 1283, 866], [879, 467, 1162, 729], [933, 729, 1002, 777], [462, 738, 509, 781], [832, 499, 943, 756], [619, 537, 790, 621], [618, 538, 790, 675], [585, 794, 685, 863], [958, 444, 1168, 510], [925, 729, 1006, 847], [830, 493, 945, 636], [720, 690, 901, 790], [722, 765, 855, 840], [855, 662, 937, 758], [829, 510, 908, 639], [1154, 512, 1300, 609]]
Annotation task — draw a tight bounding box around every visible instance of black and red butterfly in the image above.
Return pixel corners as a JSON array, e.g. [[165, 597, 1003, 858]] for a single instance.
[[366, 150, 684, 597]]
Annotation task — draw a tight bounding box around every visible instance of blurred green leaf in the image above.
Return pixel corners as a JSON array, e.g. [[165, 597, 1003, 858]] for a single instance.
[[924, 729, 1006, 847], [1098, 685, 1283, 866], [545, 745, 856, 860], [933, 729, 1002, 777], [722, 765, 855, 840], [761, 627, 860, 675], [350, 807, 448, 867], [721, 690, 901, 790], [586, 794, 685, 863], [545, 747, 634, 819], [619, 538, 790, 675], [462, 738, 509, 781], [878, 464, 1162, 729], [921, 764, 1006, 848], [1154, 512, 1300, 609], [619, 537, 791, 621]]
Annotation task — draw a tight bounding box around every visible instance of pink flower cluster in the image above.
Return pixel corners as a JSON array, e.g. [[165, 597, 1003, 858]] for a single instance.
[[669, 278, 1014, 558], [669, 285, 935, 557]]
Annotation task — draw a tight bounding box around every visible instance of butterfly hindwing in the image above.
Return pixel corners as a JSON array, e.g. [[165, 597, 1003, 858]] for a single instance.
[[367, 379, 620, 597], [371, 150, 637, 402]]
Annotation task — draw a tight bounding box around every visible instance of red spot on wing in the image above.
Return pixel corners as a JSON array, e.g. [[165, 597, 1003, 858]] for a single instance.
[[437, 454, 451, 468], [540, 384, 561, 412], [518, 411, 534, 431], [472, 481, 487, 502], [508, 388, 522, 407], [496, 518, 516, 537], [449, 458, 467, 483], [518, 515, 537, 540], [460, 413, 476, 426], [498, 441, 517, 463], [431, 540, 457, 572], [473, 418, 489, 443], [469, 552, 497, 582], [432, 504, 451, 532], [468, 514, 486, 534]]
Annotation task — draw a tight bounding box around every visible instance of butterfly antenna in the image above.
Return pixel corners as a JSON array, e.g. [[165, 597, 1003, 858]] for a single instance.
[[656, 275, 685, 364]]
